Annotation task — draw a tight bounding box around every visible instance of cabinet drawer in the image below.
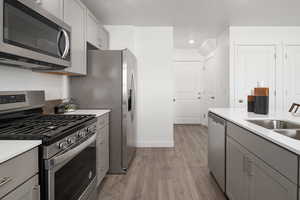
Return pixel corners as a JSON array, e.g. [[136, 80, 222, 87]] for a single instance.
[[0, 148, 39, 198], [227, 122, 298, 184], [97, 114, 109, 129], [2, 175, 39, 200]]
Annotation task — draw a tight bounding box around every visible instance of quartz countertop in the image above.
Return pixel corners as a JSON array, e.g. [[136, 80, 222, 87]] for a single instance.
[[65, 109, 111, 117], [209, 108, 300, 155], [0, 140, 41, 164]]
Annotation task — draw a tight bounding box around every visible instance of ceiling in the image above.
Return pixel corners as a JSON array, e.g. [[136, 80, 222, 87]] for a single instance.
[[82, 0, 300, 49]]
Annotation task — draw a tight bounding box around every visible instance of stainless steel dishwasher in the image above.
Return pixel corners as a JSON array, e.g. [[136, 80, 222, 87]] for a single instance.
[[208, 112, 226, 192]]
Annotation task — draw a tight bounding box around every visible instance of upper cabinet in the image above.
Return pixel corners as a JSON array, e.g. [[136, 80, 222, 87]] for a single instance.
[[98, 25, 109, 50], [86, 10, 100, 49], [37, 0, 63, 20], [33, 0, 109, 75], [86, 9, 109, 50], [63, 0, 87, 75]]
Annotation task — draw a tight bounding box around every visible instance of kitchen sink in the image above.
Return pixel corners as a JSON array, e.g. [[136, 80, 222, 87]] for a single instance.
[[247, 120, 300, 130], [274, 130, 300, 140]]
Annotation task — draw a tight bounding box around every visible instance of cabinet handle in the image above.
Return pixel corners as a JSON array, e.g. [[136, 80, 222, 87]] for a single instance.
[[33, 185, 41, 200], [247, 159, 254, 177], [243, 156, 248, 173], [0, 177, 12, 187]]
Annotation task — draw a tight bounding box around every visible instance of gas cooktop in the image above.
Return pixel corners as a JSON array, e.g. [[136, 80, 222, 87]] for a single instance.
[[0, 114, 96, 144]]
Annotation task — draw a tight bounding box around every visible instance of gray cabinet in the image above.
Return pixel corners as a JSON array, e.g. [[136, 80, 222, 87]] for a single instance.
[[0, 148, 39, 200], [62, 0, 87, 75], [98, 26, 109, 50], [226, 137, 249, 200], [248, 152, 297, 200], [96, 113, 110, 186], [2, 176, 40, 200], [38, 0, 63, 20], [227, 137, 297, 200]]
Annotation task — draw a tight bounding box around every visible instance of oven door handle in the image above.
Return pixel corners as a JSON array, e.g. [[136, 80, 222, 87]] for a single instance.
[[49, 134, 96, 169]]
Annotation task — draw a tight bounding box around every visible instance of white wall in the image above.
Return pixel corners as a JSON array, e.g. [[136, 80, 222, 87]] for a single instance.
[[173, 49, 203, 61], [0, 65, 68, 100], [213, 28, 230, 108], [107, 25, 174, 147]]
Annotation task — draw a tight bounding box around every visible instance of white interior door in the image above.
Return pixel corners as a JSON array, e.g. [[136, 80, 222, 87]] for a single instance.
[[174, 61, 203, 124], [234, 45, 276, 110], [284, 45, 300, 110]]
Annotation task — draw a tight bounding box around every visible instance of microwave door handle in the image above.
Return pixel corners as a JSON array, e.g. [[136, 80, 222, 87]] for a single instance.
[[57, 30, 63, 57], [50, 134, 96, 168], [61, 29, 70, 59]]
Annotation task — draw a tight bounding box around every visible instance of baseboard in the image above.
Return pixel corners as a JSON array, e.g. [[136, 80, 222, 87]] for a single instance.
[[135, 141, 174, 148]]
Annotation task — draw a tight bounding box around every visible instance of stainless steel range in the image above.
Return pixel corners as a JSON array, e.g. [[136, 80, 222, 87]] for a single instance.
[[0, 91, 97, 200]]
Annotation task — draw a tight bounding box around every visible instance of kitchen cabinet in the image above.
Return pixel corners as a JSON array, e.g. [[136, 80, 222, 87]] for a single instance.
[[2, 176, 40, 200], [96, 113, 110, 186], [284, 45, 300, 110], [38, 0, 63, 20], [63, 0, 87, 75], [87, 9, 101, 49], [98, 26, 109, 50], [226, 137, 249, 200], [234, 45, 276, 110], [0, 148, 39, 200], [227, 137, 297, 200]]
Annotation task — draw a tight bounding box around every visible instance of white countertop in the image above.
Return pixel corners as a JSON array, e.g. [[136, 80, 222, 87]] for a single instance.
[[0, 140, 41, 164], [65, 109, 111, 117], [209, 108, 300, 155]]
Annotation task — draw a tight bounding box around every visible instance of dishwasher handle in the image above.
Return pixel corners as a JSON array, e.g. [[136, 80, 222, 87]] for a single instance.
[[208, 112, 226, 126]]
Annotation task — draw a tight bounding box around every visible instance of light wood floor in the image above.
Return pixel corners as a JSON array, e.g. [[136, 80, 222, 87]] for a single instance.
[[97, 125, 226, 200]]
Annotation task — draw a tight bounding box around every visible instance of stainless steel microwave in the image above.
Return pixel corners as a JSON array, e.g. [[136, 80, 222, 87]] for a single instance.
[[0, 0, 71, 70]]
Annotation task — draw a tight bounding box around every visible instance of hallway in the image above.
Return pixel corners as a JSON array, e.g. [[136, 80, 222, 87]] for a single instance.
[[98, 125, 226, 200]]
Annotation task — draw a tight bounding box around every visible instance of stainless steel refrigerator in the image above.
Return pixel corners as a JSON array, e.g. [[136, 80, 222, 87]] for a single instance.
[[70, 49, 137, 174]]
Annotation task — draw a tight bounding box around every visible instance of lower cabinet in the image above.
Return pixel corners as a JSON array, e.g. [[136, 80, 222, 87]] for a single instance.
[[227, 137, 297, 200], [2, 175, 40, 200], [96, 114, 110, 186]]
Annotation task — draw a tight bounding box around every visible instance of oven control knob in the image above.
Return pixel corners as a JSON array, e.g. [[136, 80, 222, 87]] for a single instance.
[[58, 141, 68, 149], [78, 131, 86, 138], [67, 137, 76, 144]]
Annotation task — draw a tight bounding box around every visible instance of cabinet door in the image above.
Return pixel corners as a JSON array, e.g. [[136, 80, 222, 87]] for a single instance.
[[248, 153, 297, 200], [98, 27, 109, 50], [87, 10, 100, 49], [63, 0, 87, 75], [103, 125, 110, 173], [284, 45, 300, 110], [226, 137, 249, 200], [2, 176, 39, 200], [234, 45, 276, 110], [40, 0, 63, 20]]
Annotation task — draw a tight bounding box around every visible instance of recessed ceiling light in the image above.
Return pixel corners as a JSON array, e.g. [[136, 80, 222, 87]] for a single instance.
[[188, 39, 195, 44]]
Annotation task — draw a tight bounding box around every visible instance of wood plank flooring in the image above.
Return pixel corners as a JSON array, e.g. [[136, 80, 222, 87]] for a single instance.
[[97, 125, 226, 200]]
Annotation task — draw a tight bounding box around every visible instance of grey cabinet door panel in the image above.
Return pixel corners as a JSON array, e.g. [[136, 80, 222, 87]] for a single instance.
[[248, 151, 297, 200], [227, 122, 298, 184], [226, 137, 249, 200], [2, 175, 39, 200], [0, 148, 38, 199]]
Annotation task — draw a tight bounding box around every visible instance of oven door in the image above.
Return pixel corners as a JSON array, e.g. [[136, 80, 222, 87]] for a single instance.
[[0, 0, 71, 69], [45, 134, 97, 200]]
